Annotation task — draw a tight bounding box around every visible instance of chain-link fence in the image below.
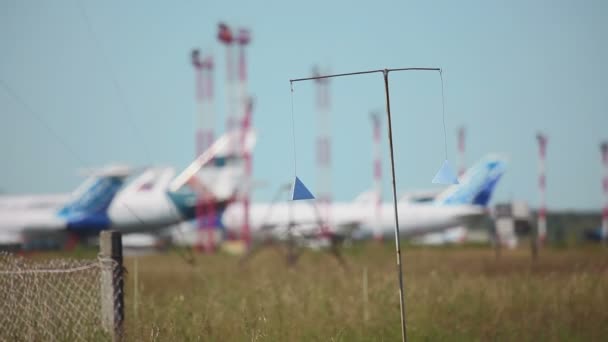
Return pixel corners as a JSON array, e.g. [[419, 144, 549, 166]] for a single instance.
[[0, 233, 124, 341]]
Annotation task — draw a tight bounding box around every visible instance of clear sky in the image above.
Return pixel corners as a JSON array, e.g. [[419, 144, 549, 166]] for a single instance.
[[1, 0, 606, 210]]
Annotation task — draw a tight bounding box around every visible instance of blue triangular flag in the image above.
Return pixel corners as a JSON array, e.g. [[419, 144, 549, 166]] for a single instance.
[[292, 176, 315, 200], [432, 159, 459, 185]]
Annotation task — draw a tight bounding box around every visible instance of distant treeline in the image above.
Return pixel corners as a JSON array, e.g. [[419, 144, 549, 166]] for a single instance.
[[545, 211, 602, 245], [471, 210, 603, 246]]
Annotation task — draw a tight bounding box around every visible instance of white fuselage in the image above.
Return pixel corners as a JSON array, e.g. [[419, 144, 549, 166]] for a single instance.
[[107, 193, 181, 233], [107, 168, 182, 233], [0, 194, 69, 211], [0, 169, 182, 246], [221, 201, 486, 240], [0, 208, 67, 245]]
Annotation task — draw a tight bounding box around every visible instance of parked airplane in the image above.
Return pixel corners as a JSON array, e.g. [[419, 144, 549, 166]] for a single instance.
[[110, 129, 255, 233], [219, 155, 506, 241], [0, 129, 255, 248], [0, 165, 132, 248]]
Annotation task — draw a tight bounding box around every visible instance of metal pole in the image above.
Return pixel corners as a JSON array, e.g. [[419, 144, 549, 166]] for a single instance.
[[290, 67, 439, 83], [363, 266, 370, 322], [371, 111, 383, 241], [382, 69, 407, 342], [290, 67, 440, 342], [458, 126, 466, 177], [218, 22, 235, 132], [601, 142, 608, 243], [314, 66, 332, 237], [203, 56, 217, 253], [133, 257, 139, 322], [100, 230, 124, 342], [192, 49, 211, 253], [237, 29, 252, 249], [536, 133, 548, 247]]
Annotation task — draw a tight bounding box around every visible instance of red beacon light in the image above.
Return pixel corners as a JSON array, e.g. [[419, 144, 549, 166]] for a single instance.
[[191, 49, 203, 68], [217, 22, 233, 44]]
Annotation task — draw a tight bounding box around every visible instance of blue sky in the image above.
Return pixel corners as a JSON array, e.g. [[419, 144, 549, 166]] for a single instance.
[[1, 0, 606, 210]]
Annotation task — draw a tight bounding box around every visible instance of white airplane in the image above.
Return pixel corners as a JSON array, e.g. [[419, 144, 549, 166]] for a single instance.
[[218, 155, 506, 241], [107, 129, 255, 233], [0, 130, 255, 248], [0, 165, 132, 248]]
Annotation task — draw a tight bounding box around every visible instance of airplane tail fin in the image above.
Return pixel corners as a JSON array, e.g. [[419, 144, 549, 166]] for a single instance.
[[169, 129, 256, 201], [57, 165, 131, 229], [433, 155, 506, 207], [165, 129, 256, 225]]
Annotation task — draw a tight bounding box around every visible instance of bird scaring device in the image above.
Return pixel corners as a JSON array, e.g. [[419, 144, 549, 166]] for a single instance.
[[288, 67, 458, 342]]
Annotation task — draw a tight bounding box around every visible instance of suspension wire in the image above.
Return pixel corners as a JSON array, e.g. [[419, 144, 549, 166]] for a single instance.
[[2, 9, 196, 265], [0, 78, 90, 166], [1, 76, 142, 234], [75, 0, 152, 162], [439, 69, 448, 160], [75, 1, 197, 265], [290, 81, 297, 177], [1, 77, 195, 264]]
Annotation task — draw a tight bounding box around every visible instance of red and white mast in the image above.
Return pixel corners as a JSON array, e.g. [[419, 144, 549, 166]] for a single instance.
[[192, 50, 205, 156], [371, 112, 382, 241], [314, 66, 331, 236], [191, 49, 216, 253], [458, 126, 466, 177], [601, 142, 608, 242], [218, 23, 236, 132], [236, 27, 252, 248], [536, 133, 548, 245]]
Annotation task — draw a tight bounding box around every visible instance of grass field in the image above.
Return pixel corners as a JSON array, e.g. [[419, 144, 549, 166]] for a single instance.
[[106, 243, 608, 341]]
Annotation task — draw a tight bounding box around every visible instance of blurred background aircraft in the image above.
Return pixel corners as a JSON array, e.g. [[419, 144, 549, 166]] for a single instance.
[[1, 4, 606, 252], [0, 130, 254, 250], [219, 155, 505, 243]]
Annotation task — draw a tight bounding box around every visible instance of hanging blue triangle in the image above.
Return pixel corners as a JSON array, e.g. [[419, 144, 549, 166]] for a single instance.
[[292, 176, 315, 200], [432, 159, 459, 185]]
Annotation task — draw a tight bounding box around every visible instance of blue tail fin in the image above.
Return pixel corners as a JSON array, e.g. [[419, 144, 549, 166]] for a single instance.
[[434, 155, 506, 206], [58, 167, 130, 231]]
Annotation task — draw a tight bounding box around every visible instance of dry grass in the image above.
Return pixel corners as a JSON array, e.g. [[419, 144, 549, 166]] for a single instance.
[[114, 244, 608, 341]]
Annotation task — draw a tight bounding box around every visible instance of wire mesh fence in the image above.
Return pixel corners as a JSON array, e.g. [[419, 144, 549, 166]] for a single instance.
[[0, 252, 123, 341]]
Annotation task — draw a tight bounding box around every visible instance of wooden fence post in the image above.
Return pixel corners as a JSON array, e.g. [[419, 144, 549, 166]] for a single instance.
[[100, 230, 124, 341]]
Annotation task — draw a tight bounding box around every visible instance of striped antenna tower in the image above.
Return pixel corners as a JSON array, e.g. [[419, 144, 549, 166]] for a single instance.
[[536, 132, 548, 246], [218, 22, 236, 132], [458, 126, 466, 177], [192, 50, 205, 157], [236, 28, 252, 248], [601, 142, 608, 242], [371, 111, 383, 241], [313, 65, 332, 236], [191, 50, 216, 253]]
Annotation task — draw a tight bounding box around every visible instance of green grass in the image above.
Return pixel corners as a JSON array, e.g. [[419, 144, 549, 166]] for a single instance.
[[108, 244, 608, 341], [18, 243, 608, 340]]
